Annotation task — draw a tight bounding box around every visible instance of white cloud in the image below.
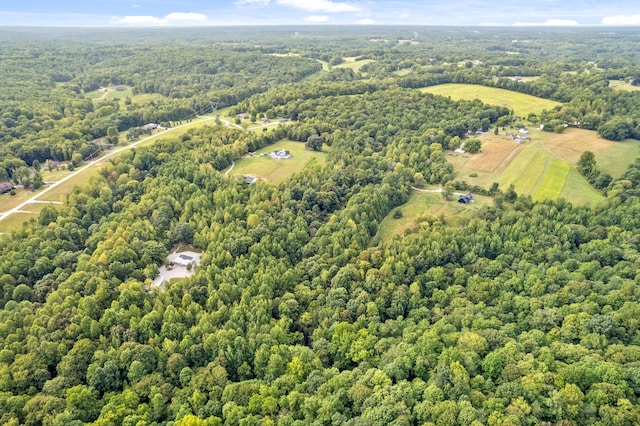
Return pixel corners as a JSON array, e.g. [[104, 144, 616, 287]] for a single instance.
[[602, 14, 640, 25], [235, 0, 271, 5], [304, 15, 330, 22], [117, 15, 165, 25], [357, 18, 375, 24], [276, 0, 361, 13], [116, 12, 209, 25], [132, 4, 140, 8], [164, 12, 208, 22], [513, 19, 579, 26]]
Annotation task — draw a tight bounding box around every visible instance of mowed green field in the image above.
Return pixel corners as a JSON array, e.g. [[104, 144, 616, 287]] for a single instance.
[[420, 84, 562, 117], [231, 140, 327, 184]]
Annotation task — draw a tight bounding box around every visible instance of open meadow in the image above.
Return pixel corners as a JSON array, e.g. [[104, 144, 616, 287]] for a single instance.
[[231, 139, 327, 184], [420, 84, 562, 117]]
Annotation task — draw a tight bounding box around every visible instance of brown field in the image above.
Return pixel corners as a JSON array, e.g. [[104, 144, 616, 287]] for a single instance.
[[465, 137, 523, 173], [541, 128, 611, 163]]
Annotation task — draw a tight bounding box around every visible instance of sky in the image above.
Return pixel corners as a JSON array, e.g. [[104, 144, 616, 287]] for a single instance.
[[0, 1, 639, 27]]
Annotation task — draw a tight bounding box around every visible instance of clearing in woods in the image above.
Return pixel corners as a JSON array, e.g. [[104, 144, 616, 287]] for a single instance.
[[376, 190, 493, 242], [231, 139, 328, 184], [419, 83, 562, 117]]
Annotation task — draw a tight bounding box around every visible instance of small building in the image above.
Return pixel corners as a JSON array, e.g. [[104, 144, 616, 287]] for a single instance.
[[245, 175, 258, 184], [458, 193, 473, 204], [261, 117, 271, 123], [237, 113, 249, 120], [454, 148, 466, 154], [142, 123, 159, 132], [115, 85, 126, 91], [278, 118, 287, 123], [270, 149, 291, 159]]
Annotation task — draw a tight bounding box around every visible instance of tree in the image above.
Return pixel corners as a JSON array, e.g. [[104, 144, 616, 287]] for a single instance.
[[577, 151, 597, 178], [171, 222, 195, 245], [463, 138, 481, 153], [305, 134, 324, 151]]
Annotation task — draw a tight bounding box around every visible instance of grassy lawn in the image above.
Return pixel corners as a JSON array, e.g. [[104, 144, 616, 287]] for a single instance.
[[377, 192, 441, 239], [0, 212, 36, 233], [376, 190, 493, 242], [419, 84, 562, 117], [231, 139, 327, 184], [38, 166, 102, 202], [0, 187, 50, 213]]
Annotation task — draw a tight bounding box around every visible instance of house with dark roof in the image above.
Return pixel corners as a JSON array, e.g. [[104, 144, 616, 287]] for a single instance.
[[458, 193, 473, 204]]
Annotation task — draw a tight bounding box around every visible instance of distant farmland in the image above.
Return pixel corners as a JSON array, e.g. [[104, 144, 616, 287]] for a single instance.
[[449, 128, 624, 207], [420, 83, 562, 117]]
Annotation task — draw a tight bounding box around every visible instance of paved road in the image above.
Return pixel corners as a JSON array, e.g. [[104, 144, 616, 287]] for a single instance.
[[0, 117, 216, 224]]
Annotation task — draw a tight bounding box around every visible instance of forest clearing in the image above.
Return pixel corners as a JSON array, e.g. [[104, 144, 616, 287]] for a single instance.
[[230, 139, 327, 184]]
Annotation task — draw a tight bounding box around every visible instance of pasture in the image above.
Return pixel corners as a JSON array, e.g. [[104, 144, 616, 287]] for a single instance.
[[449, 128, 610, 206], [419, 84, 562, 117], [231, 140, 327, 184]]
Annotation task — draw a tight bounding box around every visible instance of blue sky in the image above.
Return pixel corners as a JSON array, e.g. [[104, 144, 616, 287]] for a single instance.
[[0, 1, 639, 27]]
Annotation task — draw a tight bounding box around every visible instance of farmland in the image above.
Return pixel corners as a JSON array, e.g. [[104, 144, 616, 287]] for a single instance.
[[449, 128, 619, 206], [420, 83, 562, 117]]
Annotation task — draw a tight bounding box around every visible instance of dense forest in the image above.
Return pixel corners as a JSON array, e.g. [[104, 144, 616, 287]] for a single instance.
[[1, 26, 640, 425]]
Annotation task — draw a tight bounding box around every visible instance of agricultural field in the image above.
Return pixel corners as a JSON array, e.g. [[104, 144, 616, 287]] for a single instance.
[[449, 128, 610, 206], [231, 139, 327, 184], [419, 83, 562, 117]]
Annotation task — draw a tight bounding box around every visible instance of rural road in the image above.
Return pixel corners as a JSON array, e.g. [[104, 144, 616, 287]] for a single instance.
[[0, 117, 216, 224]]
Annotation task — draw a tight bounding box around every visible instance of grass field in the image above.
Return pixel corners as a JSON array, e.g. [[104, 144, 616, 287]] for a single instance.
[[38, 166, 102, 202], [394, 69, 413, 77], [609, 80, 640, 92], [231, 140, 327, 184], [87, 86, 166, 105], [532, 159, 570, 201], [376, 190, 493, 241], [419, 84, 562, 117], [0, 212, 36, 233], [335, 57, 374, 72]]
